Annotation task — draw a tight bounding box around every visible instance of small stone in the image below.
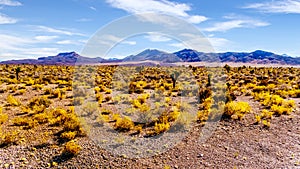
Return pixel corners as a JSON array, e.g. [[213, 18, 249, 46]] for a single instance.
[[174, 165, 179, 169], [197, 154, 204, 158]]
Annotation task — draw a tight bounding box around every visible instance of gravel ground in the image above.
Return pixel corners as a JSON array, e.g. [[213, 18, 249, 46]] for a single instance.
[[1, 96, 300, 168]]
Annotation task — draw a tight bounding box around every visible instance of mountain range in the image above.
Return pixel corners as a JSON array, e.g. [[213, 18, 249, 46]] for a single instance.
[[2, 49, 300, 65]]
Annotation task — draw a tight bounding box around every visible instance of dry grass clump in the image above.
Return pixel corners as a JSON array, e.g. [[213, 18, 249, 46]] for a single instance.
[[7, 94, 21, 106], [114, 116, 134, 131], [224, 101, 251, 120], [0, 107, 8, 125], [63, 140, 81, 156]]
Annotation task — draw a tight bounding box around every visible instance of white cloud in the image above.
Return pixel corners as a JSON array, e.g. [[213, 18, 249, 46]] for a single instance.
[[168, 43, 185, 49], [35, 26, 85, 36], [106, 0, 208, 24], [187, 15, 208, 24], [121, 40, 136, 45], [56, 40, 84, 45], [244, 0, 300, 14], [0, 34, 66, 60], [145, 32, 172, 42], [90, 6, 96, 11], [34, 35, 58, 42], [204, 17, 269, 32], [0, 0, 22, 6], [76, 18, 92, 22], [56, 40, 75, 45], [0, 34, 34, 51], [0, 13, 17, 24], [207, 37, 231, 50]]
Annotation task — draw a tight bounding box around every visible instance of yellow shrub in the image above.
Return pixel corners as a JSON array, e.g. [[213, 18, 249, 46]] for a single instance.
[[168, 109, 180, 122], [115, 116, 134, 131], [283, 100, 296, 109], [262, 120, 270, 128], [43, 88, 52, 95], [255, 115, 261, 124], [224, 101, 251, 120], [33, 113, 50, 124], [61, 131, 77, 140], [64, 140, 81, 155], [0, 131, 18, 146], [7, 94, 21, 106], [32, 84, 43, 90], [260, 109, 273, 119], [271, 105, 293, 115], [139, 104, 150, 112], [137, 93, 150, 104], [0, 107, 8, 125], [165, 97, 171, 104], [132, 99, 142, 108], [153, 122, 170, 134], [13, 117, 37, 129]]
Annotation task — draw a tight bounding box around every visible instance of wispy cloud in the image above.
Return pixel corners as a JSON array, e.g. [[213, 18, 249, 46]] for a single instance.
[[207, 37, 232, 51], [0, 0, 22, 6], [106, 0, 208, 24], [91, 34, 136, 47], [0, 34, 75, 60], [244, 0, 300, 14], [35, 25, 85, 36], [121, 40, 136, 45], [34, 35, 58, 42], [0, 13, 17, 24], [56, 40, 84, 45], [204, 15, 269, 32], [76, 18, 92, 22], [168, 43, 185, 49], [145, 32, 172, 42], [90, 6, 96, 11], [0, 34, 60, 59]]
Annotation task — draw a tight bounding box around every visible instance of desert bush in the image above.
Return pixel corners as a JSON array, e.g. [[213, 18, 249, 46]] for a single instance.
[[33, 112, 50, 124], [0, 131, 18, 146], [43, 88, 52, 95], [153, 122, 170, 135], [63, 140, 81, 156], [13, 117, 38, 129], [115, 116, 134, 131], [7, 94, 21, 106], [0, 107, 8, 124], [271, 105, 293, 115], [224, 101, 251, 120], [60, 131, 77, 140]]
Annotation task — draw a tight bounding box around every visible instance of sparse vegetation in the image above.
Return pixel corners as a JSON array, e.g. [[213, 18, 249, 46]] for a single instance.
[[0, 64, 299, 167]]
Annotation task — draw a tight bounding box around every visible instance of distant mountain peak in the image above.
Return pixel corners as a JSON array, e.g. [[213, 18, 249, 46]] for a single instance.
[[1, 49, 300, 65], [57, 51, 80, 57]]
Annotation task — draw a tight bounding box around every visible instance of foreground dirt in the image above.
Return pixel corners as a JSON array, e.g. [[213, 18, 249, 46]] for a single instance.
[[1, 96, 299, 169]]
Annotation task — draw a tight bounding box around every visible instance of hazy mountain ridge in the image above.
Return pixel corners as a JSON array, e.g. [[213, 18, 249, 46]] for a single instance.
[[1, 49, 300, 65]]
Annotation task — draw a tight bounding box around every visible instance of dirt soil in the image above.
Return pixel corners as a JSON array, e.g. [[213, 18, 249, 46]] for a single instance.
[[1, 95, 300, 168]]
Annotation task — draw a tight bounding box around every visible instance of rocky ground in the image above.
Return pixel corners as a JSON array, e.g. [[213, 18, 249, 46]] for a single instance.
[[1, 96, 300, 168]]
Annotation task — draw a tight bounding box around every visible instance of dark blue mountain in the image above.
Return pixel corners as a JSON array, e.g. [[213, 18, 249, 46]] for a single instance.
[[1, 49, 300, 65]]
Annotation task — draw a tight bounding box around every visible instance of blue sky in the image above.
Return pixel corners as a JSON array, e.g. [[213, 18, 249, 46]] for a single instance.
[[0, 0, 300, 60]]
